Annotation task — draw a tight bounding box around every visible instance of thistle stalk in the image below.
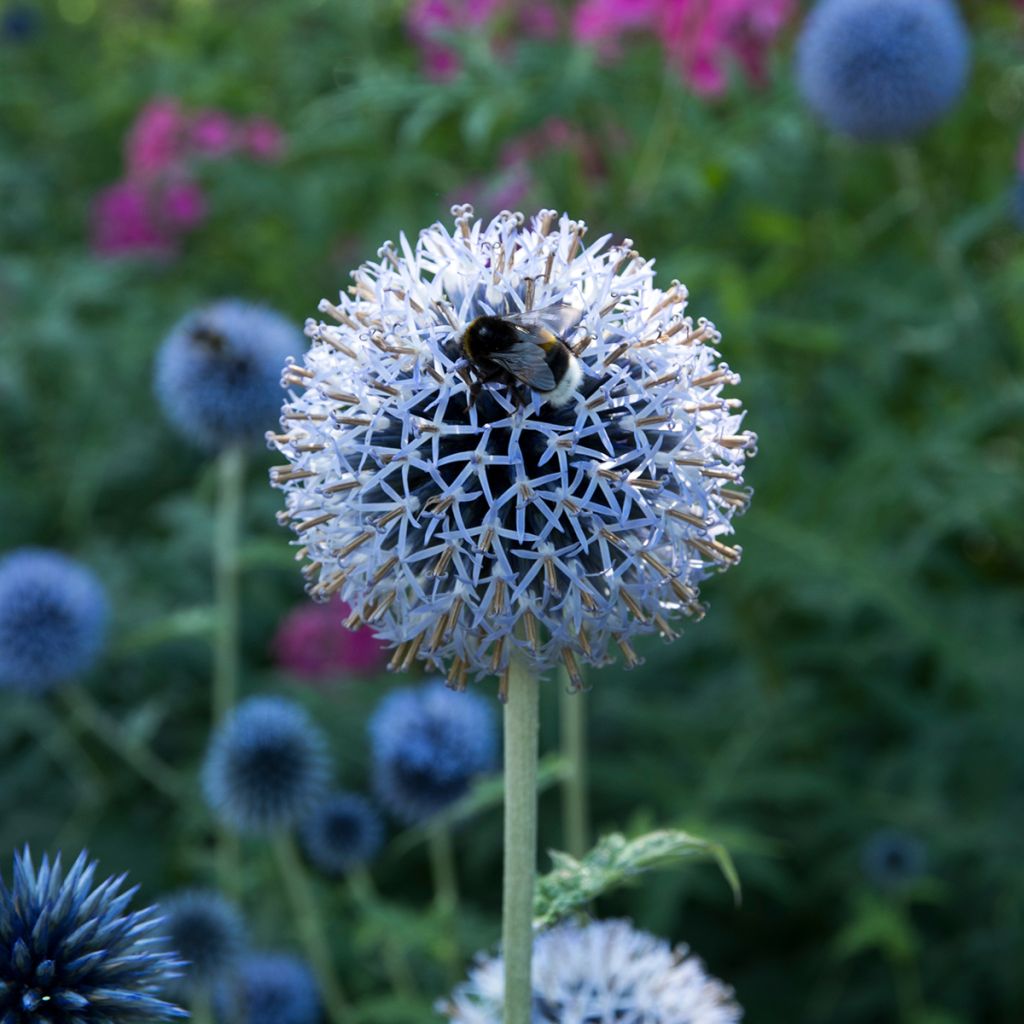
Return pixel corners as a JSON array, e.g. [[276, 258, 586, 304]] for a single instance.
[[558, 673, 589, 859], [502, 651, 540, 1024]]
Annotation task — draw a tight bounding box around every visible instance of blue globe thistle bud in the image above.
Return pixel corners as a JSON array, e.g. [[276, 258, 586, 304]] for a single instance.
[[0, 548, 107, 694], [155, 299, 305, 451], [271, 208, 755, 693], [158, 889, 246, 990], [442, 919, 741, 1023], [369, 681, 496, 825], [796, 0, 970, 141], [0, 847, 187, 1023], [860, 829, 927, 890], [298, 791, 384, 877], [202, 696, 331, 835], [215, 953, 319, 1024]]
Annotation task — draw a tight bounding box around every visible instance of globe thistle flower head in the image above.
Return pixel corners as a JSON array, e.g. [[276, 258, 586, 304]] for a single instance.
[[0, 548, 108, 695], [298, 791, 384, 876], [156, 299, 304, 451], [202, 696, 330, 834], [270, 206, 755, 693], [442, 918, 742, 1023], [860, 829, 927, 890], [370, 680, 496, 825], [0, 847, 187, 1023], [214, 953, 319, 1024], [796, 0, 970, 141], [158, 889, 245, 990]]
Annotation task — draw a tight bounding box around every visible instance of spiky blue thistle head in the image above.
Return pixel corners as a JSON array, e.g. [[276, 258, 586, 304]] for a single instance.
[[269, 207, 755, 693], [369, 680, 495, 825], [0, 848, 187, 1024], [442, 919, 742, 1023], [155, 299, 304, 451], [0, 549, 108, 695], [298, 792, 384, 877], [796, 0, 970, 141], [214, 954, 319, 1024], [157, 890, 245, 991], [860, 829, 927, 889], [202, 696, 331, 835]]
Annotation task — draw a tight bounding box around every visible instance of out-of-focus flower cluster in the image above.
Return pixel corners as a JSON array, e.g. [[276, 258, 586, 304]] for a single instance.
[[93, 98, 285, 258], [407, 0, 794, 96]]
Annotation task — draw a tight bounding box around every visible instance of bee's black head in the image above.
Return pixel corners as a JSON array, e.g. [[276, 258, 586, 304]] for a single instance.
[[465, 316, 515, 359]]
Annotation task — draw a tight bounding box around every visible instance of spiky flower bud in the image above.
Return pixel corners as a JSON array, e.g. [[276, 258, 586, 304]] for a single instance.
[[270, 207, 754, 692], [0, 848, 187, 1023]]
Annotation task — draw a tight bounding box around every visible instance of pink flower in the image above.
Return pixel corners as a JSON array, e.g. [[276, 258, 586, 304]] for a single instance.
[[241, 117, 285, 161], [191, 110, 237, 156], [91, 180, 174, 257], [572, 0, 658, 43], [125, 99, 188, 178], [273, 598, 387, 682], [162, 179, 207, 230]]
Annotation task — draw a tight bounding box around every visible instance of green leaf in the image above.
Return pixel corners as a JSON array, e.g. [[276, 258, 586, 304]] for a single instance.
[[115, 606, 216, 653], [533, 829, 741, 929]]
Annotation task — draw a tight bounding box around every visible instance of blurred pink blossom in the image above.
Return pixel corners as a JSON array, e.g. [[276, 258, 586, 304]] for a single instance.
[[125, 99, 188, 178], [91, 180, 174, 257], [242, 117, 286, 160], [191, 110, 237, 156], [273, 598, 387, 682], [162, 179, 207, 230]]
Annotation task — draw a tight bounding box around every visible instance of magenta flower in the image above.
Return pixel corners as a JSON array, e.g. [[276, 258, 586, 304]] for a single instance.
[[242, 117, 286, 161], [162, 178, 208, 230], [191, 110, 237, 156], [273, 598, 387, 682], [125, 98, 188, 178], [92, 180, 174, 257]]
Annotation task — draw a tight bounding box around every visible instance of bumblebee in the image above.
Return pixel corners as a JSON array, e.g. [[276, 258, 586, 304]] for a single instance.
[[460, 302, 584, 408]]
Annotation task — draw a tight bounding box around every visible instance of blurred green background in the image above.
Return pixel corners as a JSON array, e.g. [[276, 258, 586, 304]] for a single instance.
[[2, 1, 1023, 1022]]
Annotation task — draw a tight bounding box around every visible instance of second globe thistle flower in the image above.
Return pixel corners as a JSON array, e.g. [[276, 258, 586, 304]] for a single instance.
[[270, 207, 755, 691]]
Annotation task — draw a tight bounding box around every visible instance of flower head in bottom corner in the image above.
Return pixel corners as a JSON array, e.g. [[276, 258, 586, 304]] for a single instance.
[[214, 953, 319, 1024], [0, 848, 187, 1023], [442, 918, 742, 1023], [158, 889, 246, 991]]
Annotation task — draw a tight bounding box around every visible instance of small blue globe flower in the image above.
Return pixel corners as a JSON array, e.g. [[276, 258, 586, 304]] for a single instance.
[[0, 848, 187, 1023], [215, 953, 319, 1024], [0, 548, 107, 694], [158, 889, 246, 990], [298, 791, 384, 877], [155, 299, 304, 451], [369, 681, 496, 825], [202, 696, 331, 835], [796, 0, 970, 141], [860, 828, 927, 889]]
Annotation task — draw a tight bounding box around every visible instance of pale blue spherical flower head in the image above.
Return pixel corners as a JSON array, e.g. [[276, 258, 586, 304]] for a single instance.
[[0, 548, 107, 694], [298, 791, 384, 876], [214, 953, 319, 1024], [270, 207, 755, 693], [442, 918, 742, 1023], [370, 680, 496, 825], [796, 0, 970, 141], [156, 298, 305, 451], [158, 889, 246, 990], [0, 847, 188, 1023], [202, 696, 330, 835], [860, 828, 927, 890]]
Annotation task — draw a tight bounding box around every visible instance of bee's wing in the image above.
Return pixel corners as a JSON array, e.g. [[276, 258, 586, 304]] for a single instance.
[[504, 302, 583, 339], [486, 341, 557, 391]]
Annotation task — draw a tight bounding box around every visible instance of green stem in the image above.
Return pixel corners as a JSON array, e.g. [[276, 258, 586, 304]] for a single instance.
[[271, 833, 350, 1023], [213, 444, 245, 725], [190, 987, 215, 1024], [348, 867, 419, 998], [428, 824, 461, 979], [558, 672, 589, 859], [502, 651, 540, 1024], [60, 686, 183, 801]]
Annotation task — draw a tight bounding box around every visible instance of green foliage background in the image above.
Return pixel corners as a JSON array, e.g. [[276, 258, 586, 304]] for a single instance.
[[1, 1, 1023, 1022]]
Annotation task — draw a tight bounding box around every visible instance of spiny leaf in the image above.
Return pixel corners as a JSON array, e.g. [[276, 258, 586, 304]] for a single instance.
[[533, 829, 740, 929]]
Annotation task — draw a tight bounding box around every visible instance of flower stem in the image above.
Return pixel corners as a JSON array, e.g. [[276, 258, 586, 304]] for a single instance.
[[558, 672, 589, 859], [428, 824, 461, 979], [502, 651, 540, 1024], [271, 833, 350, 1023], [213, 444, 245, 725]]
